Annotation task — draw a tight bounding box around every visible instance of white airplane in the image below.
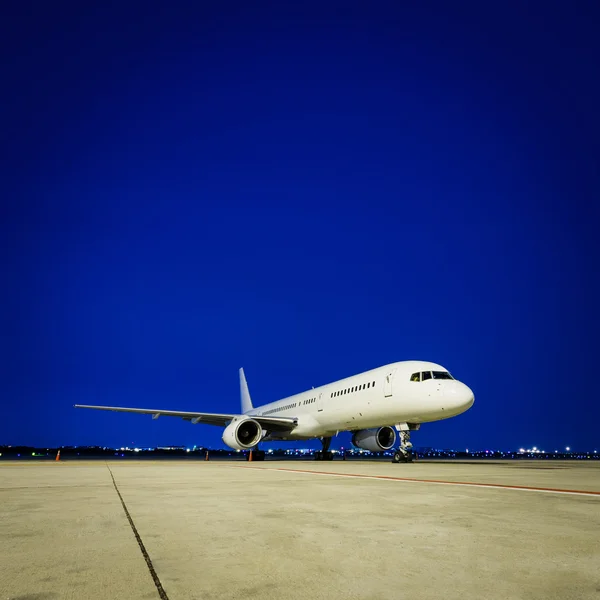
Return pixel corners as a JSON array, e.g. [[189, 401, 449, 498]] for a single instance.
[[75, 360, 474, 463]]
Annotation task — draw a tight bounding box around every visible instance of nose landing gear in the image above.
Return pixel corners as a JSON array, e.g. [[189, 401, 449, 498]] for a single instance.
[[392, 429, 413, 463]]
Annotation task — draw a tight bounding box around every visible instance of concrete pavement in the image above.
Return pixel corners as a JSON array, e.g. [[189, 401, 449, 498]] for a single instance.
[[1, 459, 599, 600]]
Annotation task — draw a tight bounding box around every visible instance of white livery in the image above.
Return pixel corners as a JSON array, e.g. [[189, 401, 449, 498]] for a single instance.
[[75, 360, 474, 462]]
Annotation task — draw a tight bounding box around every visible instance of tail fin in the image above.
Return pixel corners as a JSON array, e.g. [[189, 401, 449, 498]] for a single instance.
[[239, 368, 253, 413]]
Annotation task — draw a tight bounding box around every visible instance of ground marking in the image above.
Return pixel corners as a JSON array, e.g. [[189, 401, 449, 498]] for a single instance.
[[234, 465, 600, 497]]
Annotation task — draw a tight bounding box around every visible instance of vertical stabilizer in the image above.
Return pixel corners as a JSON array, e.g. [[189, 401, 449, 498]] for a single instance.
[[239, 368, 253, 413]]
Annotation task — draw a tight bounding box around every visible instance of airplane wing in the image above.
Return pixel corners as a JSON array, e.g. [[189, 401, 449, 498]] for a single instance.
[[74, 405, 297, 432]]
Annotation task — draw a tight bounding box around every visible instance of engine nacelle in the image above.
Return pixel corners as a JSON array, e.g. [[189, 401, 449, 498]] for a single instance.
[[222, 418, 263, 450], [352, 426, 397, 452]]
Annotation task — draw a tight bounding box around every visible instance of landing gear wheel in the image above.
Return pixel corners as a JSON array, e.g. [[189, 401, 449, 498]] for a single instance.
[[392, 450, 413, 463], [392, 451, 405, 463], [314, 451, 322, 461]]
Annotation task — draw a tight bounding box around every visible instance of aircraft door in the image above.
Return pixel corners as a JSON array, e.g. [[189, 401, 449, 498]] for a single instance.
[[384, 369, 396, 397], [317, 392, 324, 412]]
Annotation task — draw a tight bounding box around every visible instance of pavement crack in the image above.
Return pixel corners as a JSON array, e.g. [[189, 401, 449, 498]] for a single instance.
[[106, 464, 170, 600]]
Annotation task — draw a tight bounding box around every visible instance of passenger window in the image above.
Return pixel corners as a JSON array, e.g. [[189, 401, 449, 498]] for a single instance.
[[410, 372, 420, 382], [367, 382, 370, 388], [422, 371, 432, 381], [372, 381, 375, 387]]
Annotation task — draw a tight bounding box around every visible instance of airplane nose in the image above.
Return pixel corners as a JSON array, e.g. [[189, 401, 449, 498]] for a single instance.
[[464, 386, 475, 409], [444, 382, 474, 413]]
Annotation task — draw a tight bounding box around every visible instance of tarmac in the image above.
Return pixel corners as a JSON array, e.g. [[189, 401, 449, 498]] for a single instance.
[[1, 459, 599, 600]]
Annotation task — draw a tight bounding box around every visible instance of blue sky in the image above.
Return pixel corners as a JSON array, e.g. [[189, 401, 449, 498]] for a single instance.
[[2, 1, 599, 451]]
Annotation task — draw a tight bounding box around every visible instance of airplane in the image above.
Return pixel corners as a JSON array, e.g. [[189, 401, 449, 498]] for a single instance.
[[75, 360, 474, 463]]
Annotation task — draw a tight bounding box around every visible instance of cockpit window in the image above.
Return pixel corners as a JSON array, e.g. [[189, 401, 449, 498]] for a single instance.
[[421, 371, 432, 381], [410, 372, 420, 382], [432, 371, 454, 380]]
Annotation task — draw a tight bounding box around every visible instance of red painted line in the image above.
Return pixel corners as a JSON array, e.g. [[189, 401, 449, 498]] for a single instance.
[[234, 465, 600, 497]]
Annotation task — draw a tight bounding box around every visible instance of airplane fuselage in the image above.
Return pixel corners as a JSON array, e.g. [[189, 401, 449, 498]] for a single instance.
[[247, 360, 474, 440]]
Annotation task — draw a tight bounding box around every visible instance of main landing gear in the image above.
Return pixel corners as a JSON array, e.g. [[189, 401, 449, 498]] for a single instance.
[[314, 436, 334, 461], [392, 429, 413, 463]]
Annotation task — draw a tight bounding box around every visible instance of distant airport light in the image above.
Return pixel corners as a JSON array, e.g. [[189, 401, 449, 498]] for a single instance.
[[566, 446, 570, 451]]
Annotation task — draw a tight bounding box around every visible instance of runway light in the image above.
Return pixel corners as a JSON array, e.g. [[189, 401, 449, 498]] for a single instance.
[[566, 447, 570, 451]]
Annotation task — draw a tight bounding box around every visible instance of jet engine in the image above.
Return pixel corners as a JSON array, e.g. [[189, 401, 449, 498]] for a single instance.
[[351, 426, 397, 452], [222, 418, 262, 450]]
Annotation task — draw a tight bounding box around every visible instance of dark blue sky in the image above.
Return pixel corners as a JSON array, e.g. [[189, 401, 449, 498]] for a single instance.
[[2, 2, 599, 451]]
